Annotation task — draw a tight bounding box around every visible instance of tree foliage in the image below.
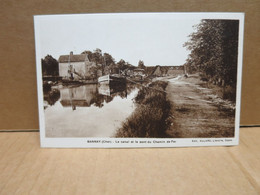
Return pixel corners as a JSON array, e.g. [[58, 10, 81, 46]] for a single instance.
[[41, 55, 59, 76], [138, 60, 145, 69], [82, 49, 116, 66], [117, 59, 126, 70], [184, 19, 239, 87], [103, 53, 115, 66], [82, 48, 134, 75], [82, 49, 103, 65]]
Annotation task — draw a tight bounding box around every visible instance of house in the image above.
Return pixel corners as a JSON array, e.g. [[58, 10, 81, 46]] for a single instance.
[[58, 51, 97, 80]]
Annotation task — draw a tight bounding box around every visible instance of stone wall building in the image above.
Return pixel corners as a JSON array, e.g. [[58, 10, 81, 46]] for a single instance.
[[58, 52, 97, 80]]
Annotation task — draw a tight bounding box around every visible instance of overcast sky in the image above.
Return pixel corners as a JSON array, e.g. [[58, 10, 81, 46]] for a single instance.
[[35, 13, 216, 66]]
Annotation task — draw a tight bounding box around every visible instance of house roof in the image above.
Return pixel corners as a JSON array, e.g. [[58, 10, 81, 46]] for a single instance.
[[59, 54, 88, 63]]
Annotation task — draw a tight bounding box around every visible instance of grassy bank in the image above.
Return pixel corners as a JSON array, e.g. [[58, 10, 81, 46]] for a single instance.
[[198, 74, 236, 103], [115, 81, 171, 138]]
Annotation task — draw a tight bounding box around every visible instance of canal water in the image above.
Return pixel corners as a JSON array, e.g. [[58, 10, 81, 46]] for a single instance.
[[43, 83, 139, 137]]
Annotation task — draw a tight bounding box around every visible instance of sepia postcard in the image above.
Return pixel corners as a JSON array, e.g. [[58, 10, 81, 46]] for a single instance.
[[34, 12, 244, 148]]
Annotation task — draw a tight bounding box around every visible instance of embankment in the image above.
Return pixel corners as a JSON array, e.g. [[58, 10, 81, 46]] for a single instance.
[[115, 81, 171, 138]]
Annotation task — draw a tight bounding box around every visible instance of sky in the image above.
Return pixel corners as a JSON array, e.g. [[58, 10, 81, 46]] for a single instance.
[[35, 13, 205, 66]]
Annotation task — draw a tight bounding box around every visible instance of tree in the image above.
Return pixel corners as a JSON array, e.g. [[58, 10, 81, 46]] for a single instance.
[[138, 60, 145, 69], [117, 59, 126, 70], [41, 55, 59, 76], [82, 48, 103, 64], [88, 65, 101, 80], [184, 19, 239, 87], [92, 48, 103, 64], [103, 53, 115, 66], [81, 48, 135, 75], [81, 50, 93, 61]]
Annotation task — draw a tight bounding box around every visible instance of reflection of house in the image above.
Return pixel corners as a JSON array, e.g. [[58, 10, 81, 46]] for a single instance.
[[58, 51, 97, 80], [59, 84, 127, 110], [148, 65, 184, 77], [60, 85, 97, 108]]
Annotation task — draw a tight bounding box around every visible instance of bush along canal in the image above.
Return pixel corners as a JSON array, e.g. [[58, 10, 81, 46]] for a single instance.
[[115, 81, 172, 138]]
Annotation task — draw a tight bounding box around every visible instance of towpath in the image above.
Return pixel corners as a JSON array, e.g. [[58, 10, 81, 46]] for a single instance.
[[164, 75, 235, 138]]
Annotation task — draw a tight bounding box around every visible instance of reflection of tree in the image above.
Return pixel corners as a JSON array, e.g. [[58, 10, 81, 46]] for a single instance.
[[90, 93, 106, 108], [91, 83, 138, 106], [44, 89, 60, 106], [104, 96, 113, 103], [118, 91, 127, 99], [112, 85, 127, 99], [126, 83, 142, 95]]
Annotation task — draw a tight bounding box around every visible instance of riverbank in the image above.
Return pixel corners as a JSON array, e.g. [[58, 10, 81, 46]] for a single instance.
[[115, 81, 171, 138]]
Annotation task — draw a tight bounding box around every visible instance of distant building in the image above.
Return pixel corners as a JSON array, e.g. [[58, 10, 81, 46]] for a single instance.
[[165, 66, 185, 76], [148, 65, 185, 77], [58, 52, 97, 80], [133, 68, 145, 76]]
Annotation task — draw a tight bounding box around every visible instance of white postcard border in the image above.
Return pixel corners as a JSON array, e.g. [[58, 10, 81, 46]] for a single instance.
[[34, 12, 244, 148]]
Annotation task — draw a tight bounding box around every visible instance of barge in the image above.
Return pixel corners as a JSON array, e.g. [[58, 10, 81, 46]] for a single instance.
[[98, 74, 126, 85]]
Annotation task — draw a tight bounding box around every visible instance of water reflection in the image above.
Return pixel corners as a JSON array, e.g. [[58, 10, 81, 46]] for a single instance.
[[59, 84, 128, 110], [43, 83, 140, 137], [44, 83, 132, 110], [60, 85, 99, 110], [44, 88, 60, 107], [98, 83, 126, 97]]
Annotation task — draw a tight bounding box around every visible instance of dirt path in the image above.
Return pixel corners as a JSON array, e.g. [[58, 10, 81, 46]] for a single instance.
[[164, 75, 235, 138]]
